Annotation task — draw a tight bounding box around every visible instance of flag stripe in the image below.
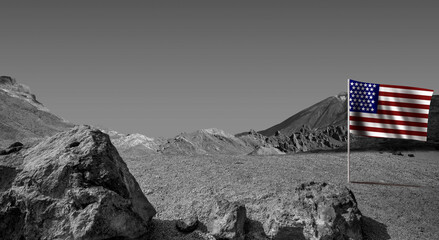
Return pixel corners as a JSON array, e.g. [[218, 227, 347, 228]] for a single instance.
[[350, 130, 427, 141], [350, 125, 428, 137], [380, 86, 434, 96], [378, 96, 431, 105], [349, 116, 428, 127], [378, 100, 431, 109], [379, 91, 432, 100], [377, 109, 429, 118], [350, 121, 427, 132], [380, 84, 434, 92], [349, 112, 429, 123], [378, 105, 430, 114]]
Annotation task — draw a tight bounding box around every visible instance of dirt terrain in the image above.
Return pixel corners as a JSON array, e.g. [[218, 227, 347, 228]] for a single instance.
[[122, 150, 439, 240]]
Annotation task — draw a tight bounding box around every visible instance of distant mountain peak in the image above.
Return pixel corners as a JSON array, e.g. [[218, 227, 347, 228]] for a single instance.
[[0, 76, 49, 113], [0, 76, 74, 147], [259, 93, 348, 137], [199, 128, 236, 139]]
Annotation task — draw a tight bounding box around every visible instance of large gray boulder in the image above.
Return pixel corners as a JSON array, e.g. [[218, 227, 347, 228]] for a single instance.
[[0, 125, 156, 240], [264, 182, 363, 240]]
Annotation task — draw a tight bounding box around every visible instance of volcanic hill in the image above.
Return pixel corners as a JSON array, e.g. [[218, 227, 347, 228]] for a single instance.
[[259, 92, 348, 137]]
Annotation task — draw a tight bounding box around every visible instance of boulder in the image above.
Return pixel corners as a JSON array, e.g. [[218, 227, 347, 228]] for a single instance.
[[0, 125, 156, 240], [264, 182, 363, 240], [208, 198, 247, 240]]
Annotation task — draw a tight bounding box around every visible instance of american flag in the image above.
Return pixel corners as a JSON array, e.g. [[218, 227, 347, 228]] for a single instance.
[[348, 79, 434, 141]]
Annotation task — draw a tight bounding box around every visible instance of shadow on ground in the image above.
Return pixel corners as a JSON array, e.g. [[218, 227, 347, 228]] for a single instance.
[[362, 216, 391, 240], [150, 219, 209, 240], [150, 217, 389, 240], [245, 219, 306, 240]]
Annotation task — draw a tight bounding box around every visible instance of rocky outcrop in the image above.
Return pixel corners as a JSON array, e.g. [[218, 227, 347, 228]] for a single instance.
[[263, 182, 363, 240], [266, 125, 347, 153], [236, 129, 268, 149], [0, 126, 156, 240], [208, 198, 247, 240]]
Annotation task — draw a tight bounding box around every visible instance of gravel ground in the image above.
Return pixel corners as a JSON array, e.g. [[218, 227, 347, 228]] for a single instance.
[[122, 150, 439, 240]]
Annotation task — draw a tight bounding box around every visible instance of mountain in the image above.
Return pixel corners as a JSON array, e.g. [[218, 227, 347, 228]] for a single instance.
[[259, 92, 348, 137], [0, 76, 74, 148], [160, 128, 254, 155], [102, 129, 165, 156]]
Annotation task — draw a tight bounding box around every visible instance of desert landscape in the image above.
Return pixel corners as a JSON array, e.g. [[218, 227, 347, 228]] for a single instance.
[[1, 77, 438, 239], [1, 2, 439, 239]]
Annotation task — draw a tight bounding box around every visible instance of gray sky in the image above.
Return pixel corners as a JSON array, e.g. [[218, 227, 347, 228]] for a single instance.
[[1, 1, 438, 137]]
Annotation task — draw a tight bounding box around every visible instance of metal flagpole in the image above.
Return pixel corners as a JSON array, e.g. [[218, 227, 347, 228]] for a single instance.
[[347, 79, 350, 183]]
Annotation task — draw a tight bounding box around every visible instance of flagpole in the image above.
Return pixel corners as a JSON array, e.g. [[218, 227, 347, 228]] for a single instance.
[[347, 79, 351, 183]]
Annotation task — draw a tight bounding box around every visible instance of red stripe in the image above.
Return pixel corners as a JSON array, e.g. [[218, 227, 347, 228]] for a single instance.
[[350, 125, 427, 137], [349, 116, 428, 127], [380, 84, 434, 92], [377, 110, 429, 118], [379, 92, 432, 100], [378, 100, 431, 109]]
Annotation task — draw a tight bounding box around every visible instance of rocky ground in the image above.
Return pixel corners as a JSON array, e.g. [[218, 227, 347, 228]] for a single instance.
[[122, 150, 439, 240]]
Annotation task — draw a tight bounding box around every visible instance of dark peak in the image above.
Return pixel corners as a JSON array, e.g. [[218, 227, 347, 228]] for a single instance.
[[0, 76, 17, 85], [335, 92, 347, 101]]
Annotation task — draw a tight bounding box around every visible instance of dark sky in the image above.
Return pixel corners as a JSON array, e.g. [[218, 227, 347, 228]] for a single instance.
[[1, 1, 438, 137]]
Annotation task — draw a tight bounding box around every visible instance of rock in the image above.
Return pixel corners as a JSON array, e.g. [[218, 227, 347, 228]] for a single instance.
[[263, 182, 363, 240], [408, 153, 415, 157], [208, 198, 247, 240], [0, 125, 156, 240], [393, 151, 404, 156], [176, 214, 199, 233]]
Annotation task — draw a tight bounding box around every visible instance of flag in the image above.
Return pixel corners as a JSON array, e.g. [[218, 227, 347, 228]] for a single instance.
[[348, 79, 434, 141]]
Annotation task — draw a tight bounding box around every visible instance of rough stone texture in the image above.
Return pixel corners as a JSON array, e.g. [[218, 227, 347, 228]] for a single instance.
[[0, 125, 156, 240], [208, 198, 247, 240], [176, 214, 199, 233], [263, 182, 363, 240]]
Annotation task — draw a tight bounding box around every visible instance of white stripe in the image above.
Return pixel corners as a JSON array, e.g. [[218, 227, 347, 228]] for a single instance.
[[378, 105, 430, 114], [350, 121, 427, 132], [379, 86, 434, 96], [350, 130, 427, 141], [378, 96, 432, 105], [349, 112, 429, 123]]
